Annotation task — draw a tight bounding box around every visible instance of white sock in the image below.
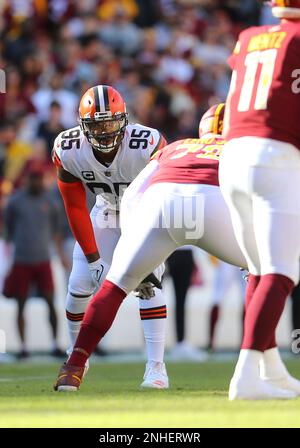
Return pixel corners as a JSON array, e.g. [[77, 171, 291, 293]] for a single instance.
[[139, 288, 166, 364], [66, 291, 92, 355], [233, 349, 262, 379], [260, 347, 289, 379]]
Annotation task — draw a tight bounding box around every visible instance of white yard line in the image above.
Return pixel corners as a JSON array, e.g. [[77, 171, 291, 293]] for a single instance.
[[0, 375, 53, 382]]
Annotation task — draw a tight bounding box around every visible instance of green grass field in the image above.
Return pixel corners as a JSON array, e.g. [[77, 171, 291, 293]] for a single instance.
[[1, 360, 300, 428]]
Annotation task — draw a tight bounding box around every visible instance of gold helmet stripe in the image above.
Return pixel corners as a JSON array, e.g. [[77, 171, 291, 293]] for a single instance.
[[276, 0, 290, 6], [213, 103, 225, 135]]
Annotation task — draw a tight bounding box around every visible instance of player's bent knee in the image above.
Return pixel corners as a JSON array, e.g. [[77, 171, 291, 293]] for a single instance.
[[69, 291, 93, 299], [68, 280, 94, 298], [68, 272, 94, 297], [66, 291, 92, 317]]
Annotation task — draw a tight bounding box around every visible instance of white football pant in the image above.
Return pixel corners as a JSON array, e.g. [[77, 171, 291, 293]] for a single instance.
[[219, 137, 300, 284], [66, 202, 166, 363], [107, 161, 247, 294]]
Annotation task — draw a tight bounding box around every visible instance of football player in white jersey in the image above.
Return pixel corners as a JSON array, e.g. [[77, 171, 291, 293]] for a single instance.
[[52, 85, 168, 388]]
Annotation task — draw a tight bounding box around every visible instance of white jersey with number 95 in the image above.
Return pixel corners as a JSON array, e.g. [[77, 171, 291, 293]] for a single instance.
[[53, 122, 163, 213]]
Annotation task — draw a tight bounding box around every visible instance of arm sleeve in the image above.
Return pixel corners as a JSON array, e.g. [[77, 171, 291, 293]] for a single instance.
[[57, 178, 98, 257]]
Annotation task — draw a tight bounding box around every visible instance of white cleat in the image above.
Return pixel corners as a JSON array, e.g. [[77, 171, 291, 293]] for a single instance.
[[140, 362, 169, 389], [229, 375, 297, 401], [259, 347, 300, 396], [57, 385, 78, 392], [261, 374, 300, 396]]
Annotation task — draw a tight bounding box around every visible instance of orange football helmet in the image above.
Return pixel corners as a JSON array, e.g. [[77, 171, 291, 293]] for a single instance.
[[79, 85, 128, 153], [269, 0, 300, 18], [199, 103, 225, 138]]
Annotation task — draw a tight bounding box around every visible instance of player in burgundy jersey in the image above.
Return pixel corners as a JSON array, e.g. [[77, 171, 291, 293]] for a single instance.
[[219, 0, 300, 400]]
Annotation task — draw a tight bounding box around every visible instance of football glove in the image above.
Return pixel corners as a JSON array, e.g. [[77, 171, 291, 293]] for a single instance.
[[133, 272, 163, 300], [133, 281, 156, 300], [88, 259, 105, 289]]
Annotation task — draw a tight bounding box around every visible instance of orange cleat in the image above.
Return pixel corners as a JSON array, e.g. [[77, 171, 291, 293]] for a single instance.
[[53, 363, 85, 392]]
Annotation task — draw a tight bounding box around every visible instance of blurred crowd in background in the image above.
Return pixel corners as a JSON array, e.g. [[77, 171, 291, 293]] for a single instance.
[[0, 0, 276, 209], [2, 0, 294, 357]]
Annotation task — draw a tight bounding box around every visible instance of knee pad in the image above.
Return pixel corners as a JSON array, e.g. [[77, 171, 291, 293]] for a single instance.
[[68, 255, 95, 297], [66, 291, 92, 315], [68, 272, 94, 297]]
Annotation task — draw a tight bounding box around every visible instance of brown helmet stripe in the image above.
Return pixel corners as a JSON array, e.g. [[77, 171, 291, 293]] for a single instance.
[[93, 86, 101, 113], [102, 85, 110, 111]]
